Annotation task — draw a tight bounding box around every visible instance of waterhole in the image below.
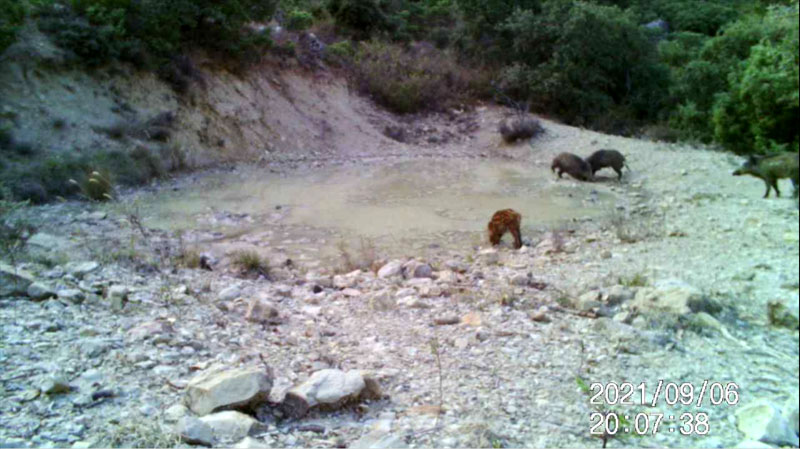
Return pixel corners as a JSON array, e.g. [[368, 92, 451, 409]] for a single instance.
[[134, 158, 616, 267]]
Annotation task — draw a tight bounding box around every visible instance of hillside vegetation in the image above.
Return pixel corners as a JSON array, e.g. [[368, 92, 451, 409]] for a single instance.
[[0, 0, 798, 203]]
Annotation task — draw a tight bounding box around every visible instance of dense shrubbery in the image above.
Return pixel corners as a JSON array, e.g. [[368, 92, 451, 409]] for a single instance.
[[495, 3, 669, 132], [0, 0, 26, 53], [286, 9, 314, 31], [662, 3, 798, 153], [712, 19, 799, 154], [32, 0, 277, 67]]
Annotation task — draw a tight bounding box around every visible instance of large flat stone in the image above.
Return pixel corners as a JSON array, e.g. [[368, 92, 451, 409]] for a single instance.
[[184, 366, 273, 416], [0, 263, 35, 297]]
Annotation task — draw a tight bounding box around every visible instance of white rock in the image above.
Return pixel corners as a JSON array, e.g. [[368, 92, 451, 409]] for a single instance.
[[199, 410, 258, 443], [477, 249, 498, 265], [107, 285, 129, 311], [631, 281, 716, 316], [164, 404, 189, 423], [177, 416, 215, 446], [406, 278, 433, 288], [437, 270, 458, 284], [219, 286, 241, 302], [245, 298, 279, 324], [378, 260, 403, 279], [444, 260, 467, 272], [733, 440, 773, 448], [342, 288, 362, 297], [234, 437, 271, 448], [305, 273, 333, 288], [736, 400, 799, 447], [395, 288, 415, 297], [0, 263, 35, 297], [606, 285, 634, 305], [58, 288, 85, 304], [690, 312, 723, 332], [397, 296, 431, 309], [333, 274, 356, 289], [28, 233, 72, 250], [783, 394, 799, 436], [274, 284, 292, 297], [127, 320, 173, 340], [65, 261, 100, 278], [184, 366, 273, 416], [368, 289, 394, 311], [280, 369, 371, 418], [351, 432, 407, 449], [576, 290, 602, 312], [26, 282, 56, 301], [509, 273, 528, 286]]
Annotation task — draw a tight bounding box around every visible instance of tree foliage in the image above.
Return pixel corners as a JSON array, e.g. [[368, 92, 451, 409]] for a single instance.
[[34, 0, 277, 66], [497, 2, 669, 132], [0, 0, 26, 54]]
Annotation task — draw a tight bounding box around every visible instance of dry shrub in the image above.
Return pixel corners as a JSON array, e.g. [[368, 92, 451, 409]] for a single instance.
[[352, 41, 490, 114], [498, 116, 544, 143], [70, 170, 114, 201], [231, 249, 269, 277], [609, 210, 665, 243], [176, 248, 202, 269], [336, 238, 380, 273]]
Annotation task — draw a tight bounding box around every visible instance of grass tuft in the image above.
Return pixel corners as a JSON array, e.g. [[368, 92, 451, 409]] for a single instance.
[[498, 117, 544, 143], [231, 249, 269, 278]]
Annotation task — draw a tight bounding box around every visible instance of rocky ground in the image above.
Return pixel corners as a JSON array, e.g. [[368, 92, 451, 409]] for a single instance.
[[1, 109, 799, 449]]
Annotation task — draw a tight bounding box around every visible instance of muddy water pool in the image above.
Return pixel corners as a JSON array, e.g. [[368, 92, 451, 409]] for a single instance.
[[133, 159, 616, 266]]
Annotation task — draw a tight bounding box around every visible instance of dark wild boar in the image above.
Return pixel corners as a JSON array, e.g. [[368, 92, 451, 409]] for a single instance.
[[732, 152, 799, 198], [551, 152, 593, 181], [586, 149, 628, 181]]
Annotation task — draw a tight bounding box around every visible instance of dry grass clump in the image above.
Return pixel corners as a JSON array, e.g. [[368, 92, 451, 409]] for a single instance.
[[70, 170, 114, 202], [352, 41, 490, 114], [609, 210, 664, 243], [231, 249, 269, 277], [498, 116, 544, 143], [336, 238, 380, 273], [176, 249, 202, 269]]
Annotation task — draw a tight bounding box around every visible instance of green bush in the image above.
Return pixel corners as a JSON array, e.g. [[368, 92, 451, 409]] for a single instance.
[[660, 3, 799, 153], [325, 39, 354, 64], [286, 9, 314, 31], [659, 0, 737, 36], [498, 2, 668, 131], [36, 0, 277, 67], [712, 35, 799, 154], [327, 0, 387, 39], [0, 0, 26, 54], [458, 0, 540, 39], [38, 6, 130, 66]]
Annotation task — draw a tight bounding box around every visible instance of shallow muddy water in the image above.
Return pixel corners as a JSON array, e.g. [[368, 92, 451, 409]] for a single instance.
[[133, 159, 616, 265]]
